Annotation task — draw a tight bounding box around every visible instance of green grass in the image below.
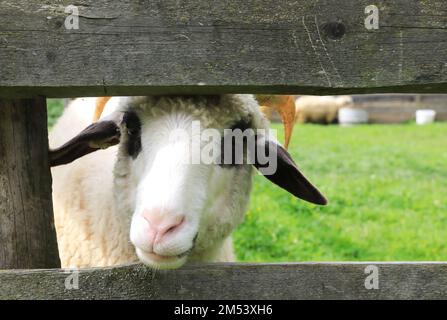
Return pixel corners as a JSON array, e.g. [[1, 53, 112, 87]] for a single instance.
[[47, 100, 447, 261], [234, 123, 447, 262], [47, 99, 65, 128]]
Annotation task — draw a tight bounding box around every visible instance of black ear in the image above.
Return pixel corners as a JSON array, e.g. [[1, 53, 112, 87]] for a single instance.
[[49, 112, 123, 167], [252, 138, 327, 205]]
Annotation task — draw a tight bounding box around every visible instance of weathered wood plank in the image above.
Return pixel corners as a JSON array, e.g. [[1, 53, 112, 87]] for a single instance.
[[0, 263, 446, 299], [0, 97, 61, 269], [0, 0, 446, 97]]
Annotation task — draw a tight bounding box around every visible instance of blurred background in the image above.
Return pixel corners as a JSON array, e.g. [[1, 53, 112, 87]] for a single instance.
[[47, 94, 447, 262]]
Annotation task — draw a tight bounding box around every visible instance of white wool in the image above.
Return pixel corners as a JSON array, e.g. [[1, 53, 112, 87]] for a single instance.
[[295, 95, 354, 124], [50, 95, 268, 268]]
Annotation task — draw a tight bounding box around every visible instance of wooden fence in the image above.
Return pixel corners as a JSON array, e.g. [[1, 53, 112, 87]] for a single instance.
[[0, 0, 446, 299], [1, 262, 447, 299]]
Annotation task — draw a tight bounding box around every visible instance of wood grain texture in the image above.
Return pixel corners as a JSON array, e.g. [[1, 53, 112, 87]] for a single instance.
[[0, 263, 446, 299], [0, 97, 60, 269], [0, 0, 446, 97]]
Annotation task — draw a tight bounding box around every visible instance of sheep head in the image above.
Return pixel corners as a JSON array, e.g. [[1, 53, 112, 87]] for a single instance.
[[50, 95, 326, 269]]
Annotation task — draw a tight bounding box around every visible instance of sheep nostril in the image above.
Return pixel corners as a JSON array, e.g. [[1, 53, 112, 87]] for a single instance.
[[166, 216, 185, 234], [141, 209, 186, 243], [165, 226, 177, 234], [159, 215, 185, 239]]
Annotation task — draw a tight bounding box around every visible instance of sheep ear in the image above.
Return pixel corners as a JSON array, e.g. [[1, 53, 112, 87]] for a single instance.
[[252, 138, 327, 205], [49, 112, 123, 167]]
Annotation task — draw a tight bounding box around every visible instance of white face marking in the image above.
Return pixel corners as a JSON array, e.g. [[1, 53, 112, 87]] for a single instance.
[[110, 96, 263, 269], [125, 112, 231, 268]]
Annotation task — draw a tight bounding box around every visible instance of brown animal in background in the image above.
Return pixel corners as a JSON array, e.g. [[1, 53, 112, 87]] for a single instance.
[[255, 95, 296, 149], [93, 96, 111, 121]]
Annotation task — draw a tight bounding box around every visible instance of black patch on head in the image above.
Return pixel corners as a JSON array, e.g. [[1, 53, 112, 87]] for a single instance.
[[230, 119, 252, 132], [219, 119, 253, 169], [123, 111, 142, 158]]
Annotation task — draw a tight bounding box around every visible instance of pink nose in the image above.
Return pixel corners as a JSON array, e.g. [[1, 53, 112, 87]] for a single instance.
[[142, 209, 185, 245]]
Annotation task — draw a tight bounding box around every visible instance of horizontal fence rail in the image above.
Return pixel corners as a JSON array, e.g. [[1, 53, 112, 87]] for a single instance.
[[0, 0, 446, 97], [1, 263, 447, 299]]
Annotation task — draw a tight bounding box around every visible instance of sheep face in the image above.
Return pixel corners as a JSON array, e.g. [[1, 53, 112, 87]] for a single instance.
[[50, 95, 327, 269], [117, 97, 254, 268]]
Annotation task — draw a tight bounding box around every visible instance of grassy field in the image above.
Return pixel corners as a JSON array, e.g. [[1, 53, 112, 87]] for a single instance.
[[235, 122, 447, 262], [47, 100, 447, 262]]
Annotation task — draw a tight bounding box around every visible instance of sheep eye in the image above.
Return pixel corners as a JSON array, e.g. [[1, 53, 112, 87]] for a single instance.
[[127, 128, 137, 136], [230, 119, 252, 132], [124, 113, 139, 133], [123, 111, 142, 158]]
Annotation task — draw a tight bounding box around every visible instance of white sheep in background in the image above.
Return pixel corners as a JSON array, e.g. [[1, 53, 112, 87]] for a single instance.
[[49, 95, 327, 269], [295, 95, 354, 124]]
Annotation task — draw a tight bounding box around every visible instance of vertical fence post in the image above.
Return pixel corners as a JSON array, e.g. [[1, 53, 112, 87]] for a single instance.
[[0, 97, 60, 269]]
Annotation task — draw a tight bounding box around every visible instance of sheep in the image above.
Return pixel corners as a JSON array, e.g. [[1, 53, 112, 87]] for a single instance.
[[295, 95, 354, 124], [49, 95, 327, 269]]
